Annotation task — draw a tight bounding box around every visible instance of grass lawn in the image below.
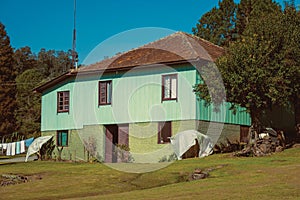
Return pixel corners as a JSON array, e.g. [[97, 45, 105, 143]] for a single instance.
[[0, 148, 299, 199]]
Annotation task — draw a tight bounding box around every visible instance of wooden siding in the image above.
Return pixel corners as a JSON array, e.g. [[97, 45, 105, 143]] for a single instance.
[[41, 65, 197, 131], [195, 72, 251, 126], [41, 64, 251, 133]]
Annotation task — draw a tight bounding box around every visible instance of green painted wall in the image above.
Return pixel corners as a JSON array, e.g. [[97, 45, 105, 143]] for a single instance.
[[195, 71, 251, 126], [40, 63, 252, 162], [196, 100, 251, 125], [41, 65, 197, 131]]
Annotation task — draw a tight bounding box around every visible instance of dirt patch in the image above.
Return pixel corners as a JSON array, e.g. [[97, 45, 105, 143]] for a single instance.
[[178, 164, 228, 182], [0, 173, 42, 187]]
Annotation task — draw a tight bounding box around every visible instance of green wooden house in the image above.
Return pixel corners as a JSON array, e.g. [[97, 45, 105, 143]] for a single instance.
[[35, 32, 251, 163]]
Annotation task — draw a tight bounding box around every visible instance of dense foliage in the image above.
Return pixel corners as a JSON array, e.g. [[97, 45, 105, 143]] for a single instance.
[[0, 23, 16, 136], [0, 22, 72, 138], [194, 0, 300, 128]]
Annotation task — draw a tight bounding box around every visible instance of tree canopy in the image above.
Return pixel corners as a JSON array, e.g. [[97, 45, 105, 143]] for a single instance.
[[194, 1, 300, 129], [0, 21, 72, 138], [192, 0, 237, 47], [0, 22, 16, 136]]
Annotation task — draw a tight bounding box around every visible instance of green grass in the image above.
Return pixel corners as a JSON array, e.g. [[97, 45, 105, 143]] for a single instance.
[[0, 148, 300, 199]]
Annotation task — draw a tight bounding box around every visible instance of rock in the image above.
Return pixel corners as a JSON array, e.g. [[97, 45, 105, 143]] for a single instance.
[[275, 146, 284, 152], [193, 168, 202, 174], [192, 173, 208, 180]]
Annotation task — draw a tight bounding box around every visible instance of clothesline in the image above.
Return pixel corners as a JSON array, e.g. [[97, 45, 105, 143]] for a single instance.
[[0, 137, 34, 156]]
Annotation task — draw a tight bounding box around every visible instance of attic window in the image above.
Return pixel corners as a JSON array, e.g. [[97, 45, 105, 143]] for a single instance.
[[57, 91, 70, 113], [99, 81, 112, 105], [162, 74, 177, 101]]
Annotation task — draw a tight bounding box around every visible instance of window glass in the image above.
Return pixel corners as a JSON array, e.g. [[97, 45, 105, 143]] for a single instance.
[[162, 74, 177, 101], [57, 91, 70, 112], [99, 81, 112, 105], [57, 130, 68, 147]]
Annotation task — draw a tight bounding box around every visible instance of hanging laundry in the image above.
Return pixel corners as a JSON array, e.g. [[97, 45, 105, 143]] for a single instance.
[[20, 140, 25, 153], [16, 141, 21, 155], [6, 143, 12, 156], [2, 143, 7, 150], [11, 142, 16, 156], [25, 137, 34, 147]]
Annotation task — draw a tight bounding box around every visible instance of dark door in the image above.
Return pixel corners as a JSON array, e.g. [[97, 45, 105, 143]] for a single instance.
[[105, 125, 118, 163], [105, 124, 129, 163], [240, 126, 250, 143], [117, 124, 129, 162]]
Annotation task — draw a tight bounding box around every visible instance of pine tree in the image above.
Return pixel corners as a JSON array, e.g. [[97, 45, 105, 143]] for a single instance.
[[192, 0, 237, 46], [0, 22, 16, 136]]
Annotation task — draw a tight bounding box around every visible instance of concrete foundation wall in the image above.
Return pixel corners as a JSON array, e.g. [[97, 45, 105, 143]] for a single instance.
[[197, 121, 241, 145], [42, 120, 244, 162]]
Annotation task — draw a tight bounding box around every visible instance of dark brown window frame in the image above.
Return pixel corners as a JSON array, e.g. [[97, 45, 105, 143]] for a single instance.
[[162, 74, 178, 101], [57, 130, 69, 147], [99, 80, 112, 106], [158, 121, 172, 144], [57, 91, 70, 113]]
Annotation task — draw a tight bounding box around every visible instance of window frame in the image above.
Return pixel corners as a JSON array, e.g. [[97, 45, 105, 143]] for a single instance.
[[57, 91, 70, 113], [162, 74, 178, 101], [158, 121, 172, 144], [98, 80, 112, 106], [57, 130, 69, 147]]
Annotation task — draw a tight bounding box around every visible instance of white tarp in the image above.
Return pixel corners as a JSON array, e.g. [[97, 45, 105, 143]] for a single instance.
[[25, 136, 53, 162], [170, 130, 213, 160]]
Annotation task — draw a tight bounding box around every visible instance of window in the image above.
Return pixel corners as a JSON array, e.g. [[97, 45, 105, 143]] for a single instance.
[[57, 130, 68, 147], [99, 81, 112, 105], [57, 91, 70, 113], [162, 74, 177, 101], [158, 121, 172, 144]]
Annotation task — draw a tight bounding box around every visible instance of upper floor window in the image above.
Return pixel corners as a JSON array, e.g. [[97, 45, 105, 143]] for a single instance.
[[162, 74, 177, 101], [57, 130, 68, 147], [99, 81, 112, 105], [57, 91, 70, 113]]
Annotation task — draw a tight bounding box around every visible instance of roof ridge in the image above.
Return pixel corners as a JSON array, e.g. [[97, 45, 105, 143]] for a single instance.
[[85, 31, 182, 68], [179, 32, 200, 58], [141, 31, 180, 48], [182, 32, 224, 50], [83, 31, 224, 70]]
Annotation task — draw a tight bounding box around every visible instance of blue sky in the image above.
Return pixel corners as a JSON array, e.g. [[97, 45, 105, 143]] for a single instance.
[[0, 0, 298, 65]]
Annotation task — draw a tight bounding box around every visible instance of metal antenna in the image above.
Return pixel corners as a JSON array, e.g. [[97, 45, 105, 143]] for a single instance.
[[72, 0, 78, 70]]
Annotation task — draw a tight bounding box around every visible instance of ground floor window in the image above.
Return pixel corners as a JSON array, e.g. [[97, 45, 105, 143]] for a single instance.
[[158, 121, 172, 144], [57, 130, 68, 147]]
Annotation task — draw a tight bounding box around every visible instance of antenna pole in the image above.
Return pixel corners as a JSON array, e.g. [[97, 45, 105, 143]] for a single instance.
[[72, 0, 78, 70]]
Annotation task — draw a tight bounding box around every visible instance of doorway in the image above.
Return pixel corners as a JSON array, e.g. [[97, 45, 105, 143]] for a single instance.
[[104, 124, 129, 163]]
